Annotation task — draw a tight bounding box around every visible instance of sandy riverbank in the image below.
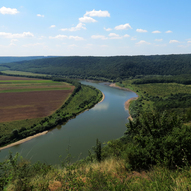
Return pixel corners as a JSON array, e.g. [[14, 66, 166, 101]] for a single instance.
[[109, 83, 138, 120], [0, 131, 48, 151], [99, 92, 105, 103], [125, 97, 138, 120]]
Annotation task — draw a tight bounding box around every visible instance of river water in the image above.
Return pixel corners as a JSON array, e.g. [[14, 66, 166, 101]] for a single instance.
[[0, 81, 137, 165]]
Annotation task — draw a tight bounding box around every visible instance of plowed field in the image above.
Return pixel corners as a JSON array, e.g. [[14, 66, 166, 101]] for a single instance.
[[0, 76, 74, 122]]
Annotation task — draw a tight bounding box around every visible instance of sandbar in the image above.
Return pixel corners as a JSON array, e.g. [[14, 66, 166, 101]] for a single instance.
[[0, 131, 48, 151], [109, 83, 138, 120]]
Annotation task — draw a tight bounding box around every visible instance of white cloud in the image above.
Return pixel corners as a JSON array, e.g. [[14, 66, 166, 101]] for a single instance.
[[109, 33, 119, 37], [79, 16, 97, 23], [61, 23, 86, 32], [152, 30, 161, 33], [0, 32, 34, 38], [104, 27, 112, 31], [124, 34, 130, 38], [91, 35, 108, 40], [131, 37, 137, 40], [0, 6, 19, 15], [166, 30, 172, 33], [187, 41, 191, 43], [136, 29, 147, 33], [69, 36, 84, 41], [85, 9, 110, 17], [49, 35, 84, 41], [49, 35, 68, 40], [11, 39, 18, 42], [50, 25, 56, 28], [136, 40, 151, 45], [115, 23, 132, 30], [155, 39, 163, 41], [108, 33, 122, 39], [169, 40, 179, 43], [37, 14, 44, 17]]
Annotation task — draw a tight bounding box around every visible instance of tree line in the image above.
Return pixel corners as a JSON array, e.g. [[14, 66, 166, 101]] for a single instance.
[[2, 54, 191, 81]]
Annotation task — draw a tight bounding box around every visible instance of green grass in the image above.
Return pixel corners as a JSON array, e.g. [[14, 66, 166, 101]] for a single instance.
[[120, 79, 191, 120], [1, 70, 50, 77], [0, 80, 58, 84], [0, 118, 43, 136], [0, 87, 71, 93], [2, 149, 191, 190]]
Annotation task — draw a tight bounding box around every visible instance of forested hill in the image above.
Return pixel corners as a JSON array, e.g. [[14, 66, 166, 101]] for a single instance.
[[0, 56, 56, 64], [2, 54, 191, 80]]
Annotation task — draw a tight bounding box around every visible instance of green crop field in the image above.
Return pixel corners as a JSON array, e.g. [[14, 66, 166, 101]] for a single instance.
[[1, 70, 50, 77]]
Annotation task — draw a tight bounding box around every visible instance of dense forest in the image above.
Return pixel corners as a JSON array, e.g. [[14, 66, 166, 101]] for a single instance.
[[1, 54, 191, 81]]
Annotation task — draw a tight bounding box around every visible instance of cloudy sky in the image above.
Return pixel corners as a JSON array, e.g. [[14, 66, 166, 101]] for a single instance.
[[0, 0, 191, 56]]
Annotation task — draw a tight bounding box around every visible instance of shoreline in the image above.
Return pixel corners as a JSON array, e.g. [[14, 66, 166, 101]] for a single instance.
[[99, 92, 105, 104], [109, 83, 138, 120], [125, 97, 138, 120], [0, 131, 48, 151], [109, 83, 137, 93]]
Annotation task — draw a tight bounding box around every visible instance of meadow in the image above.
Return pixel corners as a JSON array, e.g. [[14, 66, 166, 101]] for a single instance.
[[1, 70, 49, 77]]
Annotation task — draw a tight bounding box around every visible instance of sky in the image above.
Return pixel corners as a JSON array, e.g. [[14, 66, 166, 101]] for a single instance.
[[0, 0, 191, 56]]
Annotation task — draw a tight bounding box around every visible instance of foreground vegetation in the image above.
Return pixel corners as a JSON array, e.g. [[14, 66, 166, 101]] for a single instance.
[[1, 110, 191, 190]]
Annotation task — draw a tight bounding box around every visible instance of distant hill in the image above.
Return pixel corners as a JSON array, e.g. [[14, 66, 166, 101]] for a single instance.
[[2, 54, 191, 80], [0, 56, 56, 64]]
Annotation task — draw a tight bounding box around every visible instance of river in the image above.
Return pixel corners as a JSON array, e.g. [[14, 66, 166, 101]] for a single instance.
[[0, 81, 137, 165]]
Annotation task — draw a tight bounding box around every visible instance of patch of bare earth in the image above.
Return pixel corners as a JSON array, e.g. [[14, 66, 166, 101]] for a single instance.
[[0, 89, 74, 122]]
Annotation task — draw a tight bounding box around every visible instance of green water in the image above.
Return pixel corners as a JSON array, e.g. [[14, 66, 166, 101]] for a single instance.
[[0, 81, 137, 165]]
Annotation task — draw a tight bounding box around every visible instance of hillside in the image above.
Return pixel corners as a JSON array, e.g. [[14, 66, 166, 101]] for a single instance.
[[0, 56, 52, 64], [2, 54, 191, 80]]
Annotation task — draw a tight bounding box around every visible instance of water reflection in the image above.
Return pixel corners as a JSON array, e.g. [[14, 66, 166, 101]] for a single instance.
[[92, 103, 109, 111]]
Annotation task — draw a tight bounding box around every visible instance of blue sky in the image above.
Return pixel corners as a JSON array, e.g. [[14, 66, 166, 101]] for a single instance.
[[0, 0, 191, 56]]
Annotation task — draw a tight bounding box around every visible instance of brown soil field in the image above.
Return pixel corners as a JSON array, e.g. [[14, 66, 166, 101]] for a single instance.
[[0, 85, 72, 91], [0, 89, 74, 122]]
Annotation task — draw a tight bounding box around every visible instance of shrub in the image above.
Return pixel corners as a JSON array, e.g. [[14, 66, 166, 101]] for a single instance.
[[125, 111, 191, 170]]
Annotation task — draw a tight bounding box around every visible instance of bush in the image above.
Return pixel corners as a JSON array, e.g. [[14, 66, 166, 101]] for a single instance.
[[125, 111, 191, 170]]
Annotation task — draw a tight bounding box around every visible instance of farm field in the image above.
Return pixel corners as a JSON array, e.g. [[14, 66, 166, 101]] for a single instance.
[[0, 75, 74, 123], [1, 70, 50, 77]]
